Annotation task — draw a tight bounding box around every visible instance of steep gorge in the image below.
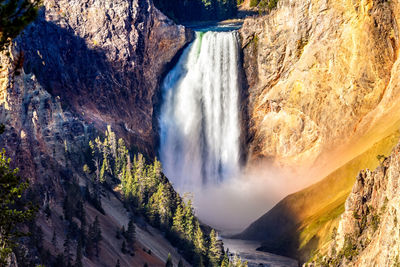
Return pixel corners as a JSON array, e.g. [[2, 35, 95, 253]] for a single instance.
[[0, 0, 193, 187], [0, 0, 194, 265], [4, 0, 400, 265], [312, 139, 400, 266], [237, 0, 400, 264], [240, 0, 400, 172]]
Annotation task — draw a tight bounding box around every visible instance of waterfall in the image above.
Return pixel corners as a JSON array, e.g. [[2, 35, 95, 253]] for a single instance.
[[159, 30, 241, 191]]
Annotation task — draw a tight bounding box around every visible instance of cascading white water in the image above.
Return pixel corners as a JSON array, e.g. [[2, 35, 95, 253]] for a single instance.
[[159, 30, 241, 192]]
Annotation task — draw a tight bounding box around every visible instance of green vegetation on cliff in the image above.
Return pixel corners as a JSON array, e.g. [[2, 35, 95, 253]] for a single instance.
[[238, 129, 400, 263], [85, 126, 232, 266], [0, 149, 37, 265], [249, 0, 278, 10]]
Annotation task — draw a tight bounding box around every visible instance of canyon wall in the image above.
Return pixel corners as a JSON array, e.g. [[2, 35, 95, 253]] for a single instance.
[[238, 0, 400, 263], [240, 0, 400, 171], [0, 0, 193, 181], [312, 140, 400, 266], [0, 0, 192, 265]]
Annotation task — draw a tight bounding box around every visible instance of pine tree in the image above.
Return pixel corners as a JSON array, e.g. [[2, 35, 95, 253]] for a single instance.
[[52, 230, 57, 250], [88, 216, 102, 257], [75, 239, 83, 267], [116, 138, 128, 175], [63, 235, 72, 267], [63, 195, 72, 221], [134, 154, 146, 208], [147, 183, 170, 226], [172, 204, 185, 234], [183, 199, 195, 240], [165, 253, 173, 267], [35, 225, 44, 251], [208, 229, 221, 266], [121, 241, 126, 254], [194, 221, 206, 255], [94, 216, 102, 256], [0, 148, 37, 265], [126, 218, 136, 246], [99, 160, 106, 184], [221, 251, 229, 267], [116, 228, 121, 239]]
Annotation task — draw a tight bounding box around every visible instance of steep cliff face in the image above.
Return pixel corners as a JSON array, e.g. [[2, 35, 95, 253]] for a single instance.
[[0, 0, 193, 181], [236, 129, 400, 263], [240, 0, 400, 169], [0, 0, 193, 265], [237, 0, 400, 263], [7, 0, 192, 159], [311, 140, 400, 266]]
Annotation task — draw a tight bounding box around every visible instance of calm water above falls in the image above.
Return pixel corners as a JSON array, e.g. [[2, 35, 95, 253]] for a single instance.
[[159, 30, 241, 191]]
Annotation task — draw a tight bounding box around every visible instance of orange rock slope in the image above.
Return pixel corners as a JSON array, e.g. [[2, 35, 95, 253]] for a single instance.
[[241, 0, 400, 176]]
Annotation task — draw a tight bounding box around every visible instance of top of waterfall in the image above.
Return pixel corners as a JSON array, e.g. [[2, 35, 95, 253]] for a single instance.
[[185, 21, 242, 32]]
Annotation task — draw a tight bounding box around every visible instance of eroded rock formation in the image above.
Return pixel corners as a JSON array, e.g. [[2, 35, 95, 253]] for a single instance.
[[0, 0, 193, 265], [240, 0, 400, 169], [0, 0, 193, 180], [312, 141, 400, 266]]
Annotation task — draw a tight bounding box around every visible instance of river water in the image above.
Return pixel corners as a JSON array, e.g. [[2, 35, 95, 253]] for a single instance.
[[159, 24, 299, 267], [222, 238, 299, 267]]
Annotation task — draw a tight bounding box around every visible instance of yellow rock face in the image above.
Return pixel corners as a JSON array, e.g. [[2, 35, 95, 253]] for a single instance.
[[241, 0, 400, 173]]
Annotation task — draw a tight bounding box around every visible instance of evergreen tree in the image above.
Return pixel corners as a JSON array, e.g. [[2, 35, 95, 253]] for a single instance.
[[75, 240, 83, 267], [126, 218, 136, 246], [208, 230, 221, 266], [194, 221, 206, 255], [99, 160, 106, 183], [52, 229, 57, 250], [0, 148, 37, 265], [116, 228, 121, 239], [88, 216, 102, 257], [221, 251, 229, 267], [63, 235, 72, 267], [44, 204, 51, 219], [121, 240, 127, 254], [116, 138, 128, 175], [76, 200, 86, 224], [63, 195, 72, 221], [172, 204, 185, 235], [166, 253, 173, 267], [183, 199, 194, 240]]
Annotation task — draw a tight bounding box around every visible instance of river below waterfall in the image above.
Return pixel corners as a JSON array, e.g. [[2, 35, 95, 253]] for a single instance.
[[221, 238, 299, 267], [159, 25, 298, 267]]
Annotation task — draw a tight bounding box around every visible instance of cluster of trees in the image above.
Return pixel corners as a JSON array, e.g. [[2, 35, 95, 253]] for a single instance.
[[249, 0, 279, 11], [86, 126, 245, 266], [0, 124, 37, 265], [116, 218, 136, 256], [153, 0, 238, 22], [0, 2, 47, 262]]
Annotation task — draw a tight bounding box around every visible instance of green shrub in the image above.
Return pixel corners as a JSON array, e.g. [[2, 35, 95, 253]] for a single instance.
[[371, 214, 380, 232], [250, 0, 259, 7]]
